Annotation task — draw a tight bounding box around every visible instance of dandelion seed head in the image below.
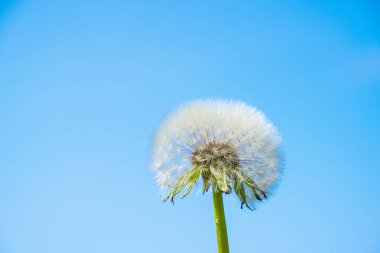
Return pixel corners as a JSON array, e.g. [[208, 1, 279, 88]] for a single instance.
[[151, 99, 283, 208]]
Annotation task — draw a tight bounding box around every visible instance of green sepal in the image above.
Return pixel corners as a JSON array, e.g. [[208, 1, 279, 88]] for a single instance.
[[164, 166, 203, 203], [202, 173, 211, 193]]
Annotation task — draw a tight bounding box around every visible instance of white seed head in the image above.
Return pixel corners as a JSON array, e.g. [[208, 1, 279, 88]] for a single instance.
[[151, 99, 283, 208]]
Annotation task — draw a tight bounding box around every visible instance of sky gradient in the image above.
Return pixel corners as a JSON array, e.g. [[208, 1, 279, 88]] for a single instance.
[[0, 1, 379, 253]]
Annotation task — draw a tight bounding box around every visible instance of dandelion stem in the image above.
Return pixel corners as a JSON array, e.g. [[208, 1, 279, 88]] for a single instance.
[[213, 189, 229, 253]]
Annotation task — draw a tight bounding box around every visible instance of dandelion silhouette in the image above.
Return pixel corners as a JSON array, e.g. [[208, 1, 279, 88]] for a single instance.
[[151, 99, 283, 253]]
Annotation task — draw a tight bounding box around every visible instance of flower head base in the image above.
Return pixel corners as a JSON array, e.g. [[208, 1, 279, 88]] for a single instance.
[[192, 142, 239, 169], [152, 99, 283, 209]]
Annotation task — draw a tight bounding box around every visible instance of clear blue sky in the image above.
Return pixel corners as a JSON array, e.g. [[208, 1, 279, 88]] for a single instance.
[[0, 1, 379, 252]]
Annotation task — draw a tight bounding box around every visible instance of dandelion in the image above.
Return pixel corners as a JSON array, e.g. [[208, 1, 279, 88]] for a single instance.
[[151, 99, 283, 253]]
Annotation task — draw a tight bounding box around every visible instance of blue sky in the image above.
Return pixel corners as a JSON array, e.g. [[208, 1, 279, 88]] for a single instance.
[[0, 1, 379, 252]]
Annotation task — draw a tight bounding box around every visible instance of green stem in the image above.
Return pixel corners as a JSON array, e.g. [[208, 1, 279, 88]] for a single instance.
[[212, 189, 230, 253]]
